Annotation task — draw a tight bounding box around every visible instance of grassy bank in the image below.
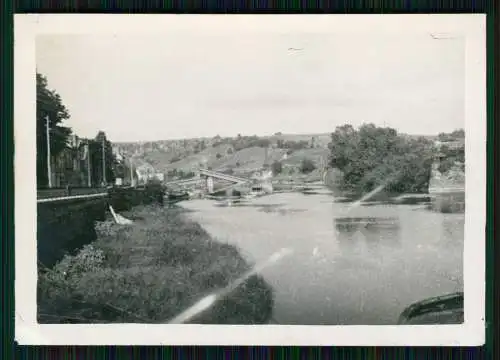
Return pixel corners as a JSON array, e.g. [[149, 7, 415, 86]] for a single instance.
[[38, 205, 274, 324]]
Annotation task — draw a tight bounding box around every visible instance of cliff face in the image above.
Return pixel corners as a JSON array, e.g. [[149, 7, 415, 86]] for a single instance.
[[428, 160, 465, 213], [428, 161, 465, 194]]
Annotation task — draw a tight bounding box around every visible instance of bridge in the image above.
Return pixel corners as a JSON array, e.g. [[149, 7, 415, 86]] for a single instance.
[[165, 169, 251, 193], [198, 169, 249, 184]]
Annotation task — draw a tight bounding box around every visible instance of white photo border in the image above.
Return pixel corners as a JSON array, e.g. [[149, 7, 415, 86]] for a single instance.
[[14, 14, 486, 346]]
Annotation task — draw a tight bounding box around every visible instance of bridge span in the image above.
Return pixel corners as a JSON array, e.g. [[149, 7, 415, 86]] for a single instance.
[[165, 169, 251, 193]]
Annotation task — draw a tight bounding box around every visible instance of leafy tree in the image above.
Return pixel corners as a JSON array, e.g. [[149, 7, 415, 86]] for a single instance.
[[300, 158, 316, 174], [88, 131, 116, 186], [328, 123, 434, 194], [37, 73, 72, 187], [212, 135, 222, 147], [450, 129, 465, 138], [438, 129, 464, 142]]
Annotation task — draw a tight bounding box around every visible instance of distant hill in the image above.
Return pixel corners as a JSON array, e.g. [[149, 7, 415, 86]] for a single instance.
[[112, 133, 332, 180], [110, 130, 447, 183]]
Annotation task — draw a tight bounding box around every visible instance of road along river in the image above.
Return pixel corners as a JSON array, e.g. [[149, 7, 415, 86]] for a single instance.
[[178, 191, 464, 325]]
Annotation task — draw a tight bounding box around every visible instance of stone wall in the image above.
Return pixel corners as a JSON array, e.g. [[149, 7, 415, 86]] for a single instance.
[[37, 197, 107, 268], [37, 186, 165, 268]]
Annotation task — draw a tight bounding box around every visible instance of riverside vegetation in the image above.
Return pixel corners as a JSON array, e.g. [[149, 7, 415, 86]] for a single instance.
[[38, 205, 274, 324]]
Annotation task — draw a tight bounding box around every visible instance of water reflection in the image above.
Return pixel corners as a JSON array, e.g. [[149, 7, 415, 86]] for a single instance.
[[334, 216, 401, 256], [440, 215, 465, 247]]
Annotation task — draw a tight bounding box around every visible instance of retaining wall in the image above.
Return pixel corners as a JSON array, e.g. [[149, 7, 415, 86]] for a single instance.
[[37, 186, 165, 268]]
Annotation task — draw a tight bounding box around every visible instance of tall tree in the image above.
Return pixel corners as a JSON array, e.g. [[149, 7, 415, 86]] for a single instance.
[[36, 73, 72, 187], [89, 131, 116, 186]]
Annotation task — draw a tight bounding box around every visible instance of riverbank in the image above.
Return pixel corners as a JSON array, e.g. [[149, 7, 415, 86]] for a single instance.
[[37, 204, 274, 324]]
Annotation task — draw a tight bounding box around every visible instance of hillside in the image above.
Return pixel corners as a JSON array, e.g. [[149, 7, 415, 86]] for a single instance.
[[113, 133, 331, 180], [111, 130, 441, 184]]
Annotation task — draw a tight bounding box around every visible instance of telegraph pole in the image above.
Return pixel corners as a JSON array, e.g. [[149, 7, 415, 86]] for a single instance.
[[45, 115, 52, 188], [87, 141, 92, 187], [129, 157, 134, 187], [102, 136, 107, 186]]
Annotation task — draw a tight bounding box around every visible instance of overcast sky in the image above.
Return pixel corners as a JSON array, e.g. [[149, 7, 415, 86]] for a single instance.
[[36, 22, 465, 142]]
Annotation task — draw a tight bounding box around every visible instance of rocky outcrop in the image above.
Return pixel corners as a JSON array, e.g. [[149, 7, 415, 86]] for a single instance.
[[429, 161, 465, 194], [428, 161, 465, 213]]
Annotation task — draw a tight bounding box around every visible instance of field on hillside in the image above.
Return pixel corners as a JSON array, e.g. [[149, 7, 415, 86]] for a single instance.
[[116, 133, 332, 179]]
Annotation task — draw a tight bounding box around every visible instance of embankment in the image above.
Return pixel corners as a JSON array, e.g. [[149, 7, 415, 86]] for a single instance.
[[37, 186, 164, 267], [428, 163, 465, 213], [38, 204, 274, 324]]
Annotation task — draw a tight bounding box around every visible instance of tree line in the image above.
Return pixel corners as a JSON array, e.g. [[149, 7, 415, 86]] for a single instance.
[[37, 73, 119, 188], [327, 123, 465, 195]]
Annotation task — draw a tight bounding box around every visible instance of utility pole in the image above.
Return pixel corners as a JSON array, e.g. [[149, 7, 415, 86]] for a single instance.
[[102, 136, 107, 186], [87, 141, 92, 187], [45, 115, 52, 188], [129, 157, 134, 187]]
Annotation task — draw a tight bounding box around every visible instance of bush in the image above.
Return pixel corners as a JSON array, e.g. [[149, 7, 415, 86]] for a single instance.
[[216, 153, 223, 159], [170, 156, 181, 163], [300, 158, 316, 174]]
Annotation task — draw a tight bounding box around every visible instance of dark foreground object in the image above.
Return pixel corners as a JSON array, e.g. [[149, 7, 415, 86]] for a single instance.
[[397, 292, 464, 325]]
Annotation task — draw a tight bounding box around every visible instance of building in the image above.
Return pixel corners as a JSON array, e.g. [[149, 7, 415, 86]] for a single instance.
[[135, 163, 159, 184], [155, 173, 165, 182], [50, 136, 88, 187]]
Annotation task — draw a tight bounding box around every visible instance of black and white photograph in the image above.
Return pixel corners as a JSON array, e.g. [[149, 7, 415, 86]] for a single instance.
[[15, 14, 485, 346]]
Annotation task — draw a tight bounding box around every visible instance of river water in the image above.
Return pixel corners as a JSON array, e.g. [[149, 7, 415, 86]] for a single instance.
[[178, 191, 464, 325]]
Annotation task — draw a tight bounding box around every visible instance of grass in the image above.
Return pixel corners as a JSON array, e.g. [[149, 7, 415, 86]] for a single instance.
[[37, 204, 274, 324]]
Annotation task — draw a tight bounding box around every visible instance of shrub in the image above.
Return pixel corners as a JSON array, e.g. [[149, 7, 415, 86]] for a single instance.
[[170, 156, 181, 163], [300, 158, 316, 174]]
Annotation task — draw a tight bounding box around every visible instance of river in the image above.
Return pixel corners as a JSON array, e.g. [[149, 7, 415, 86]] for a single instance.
[[178, 191, 464, 325]]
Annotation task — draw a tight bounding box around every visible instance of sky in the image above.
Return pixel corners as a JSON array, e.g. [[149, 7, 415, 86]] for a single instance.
[[36, 22, 465, 142]]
